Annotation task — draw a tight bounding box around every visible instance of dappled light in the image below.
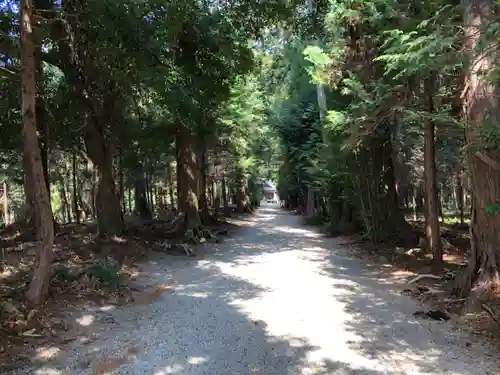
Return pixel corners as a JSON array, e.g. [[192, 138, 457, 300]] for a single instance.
[[75, 314, 95, 327], [5, 208, 497, 374], [34, 370, 62, 375], [1, 0, 500, 371], [33, 347, 62, 362]]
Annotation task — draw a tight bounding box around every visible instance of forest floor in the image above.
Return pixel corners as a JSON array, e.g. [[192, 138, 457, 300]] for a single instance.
[[0, 212, 238, 370], [2, 204, 499, 374], [343, 214, 500, 346]]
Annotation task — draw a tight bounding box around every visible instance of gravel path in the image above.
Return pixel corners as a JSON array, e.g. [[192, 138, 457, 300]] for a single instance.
[[16, 206, 499, 375]]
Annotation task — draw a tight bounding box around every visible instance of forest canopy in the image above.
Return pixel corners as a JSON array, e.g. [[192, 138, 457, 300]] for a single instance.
[[1, 0, 500, 317]]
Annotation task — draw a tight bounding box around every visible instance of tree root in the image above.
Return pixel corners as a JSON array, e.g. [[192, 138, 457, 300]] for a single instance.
[[180, 226, 224, 256], [408, 274, 442, 284], [480, 303, 500, 325], [152, 220, 230, 257]]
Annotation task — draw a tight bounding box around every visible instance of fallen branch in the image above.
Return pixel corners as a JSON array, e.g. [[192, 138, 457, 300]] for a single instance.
[[443, 298, 467, 304], [481, 303, 500, 325], [408, 274, 442, 284]]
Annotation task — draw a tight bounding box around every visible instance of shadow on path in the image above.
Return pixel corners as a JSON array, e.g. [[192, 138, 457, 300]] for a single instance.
[[17, 206, 498, 375]]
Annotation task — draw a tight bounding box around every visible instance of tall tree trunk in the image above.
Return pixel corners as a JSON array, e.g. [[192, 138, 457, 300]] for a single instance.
[[152, 183, 158, 215], [89, 161, 97, 219], [355, 124, 414, 245], [118, 148, 125, 216], [198, 142, 209, 219], [22, 153, 35, 223], [412, 186, 418, 221], [132, 158, 151, 219], [34, 0, 52, 204], [84, 121, 124, 236], [222, 177, 230, 216], [22, 0, 54, 306], [210, 179, 216, 207], [71, 150, 80, 224], [166, 161, 175, 209], [176, 123, 201, 230], [455, 0, 500, 297], [145, 168, 152, 214], [2, 182, 9, 226], [423, 76, 443, 268], [456, 170, 465, 224], [57, 171, 71, 223], [127, 188, 132, 214], [234, 166, 251, 213], [54, 0, 122, 235]]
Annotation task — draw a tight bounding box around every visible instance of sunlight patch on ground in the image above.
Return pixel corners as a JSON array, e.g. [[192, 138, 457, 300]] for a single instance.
[[187, 356, 208, 365], [83, 304, 116, 313], [152, 363, 185, 374], [215, 251, 387, 373], [270, 226, 322, 238], [180, 291, 209, 298], [34, 369, 62, 375], [34, 346, 62, 361], [253, 213, 277, 222], [98, 304, 116, 312], [76, 314, 94, 326], [377, 348, 453, 374]]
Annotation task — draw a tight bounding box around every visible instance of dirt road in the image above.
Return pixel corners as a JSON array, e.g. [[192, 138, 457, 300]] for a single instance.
[[15, 206, 498, 374]]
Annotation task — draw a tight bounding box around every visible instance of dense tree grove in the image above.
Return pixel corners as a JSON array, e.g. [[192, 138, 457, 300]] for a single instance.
[[1, 0, 500, 313], [1, 0, 285, 305], [269, 0, 500, 300]]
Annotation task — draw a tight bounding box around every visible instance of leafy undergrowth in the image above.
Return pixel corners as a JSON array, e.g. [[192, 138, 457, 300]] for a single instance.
[[0, 215, 239, 370]]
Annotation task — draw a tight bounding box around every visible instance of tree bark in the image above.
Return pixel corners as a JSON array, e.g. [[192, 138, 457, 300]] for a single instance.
[[166, 161, 175, 209], [423, 76, 443, 268], [22, 0, 55, 306], [132, 159, 151, 219], [455, 0, 500, 297], [222, 176, 230, 216], [198, 142, 209, 220], [84, 121, 124, 236], [456, 170, 465, 224], [176, 123, 201, 230], [71, 150, 80, 224], [118, 148, 126, 216], [355, 124, 414, 245], [2, 182, 9, 226], [56, 171, 71, 223], [234, 166, 251, 213], [34, 0, 53, 204]]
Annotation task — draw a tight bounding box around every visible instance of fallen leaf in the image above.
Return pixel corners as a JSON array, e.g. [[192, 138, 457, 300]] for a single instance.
[[134, 284, 172, 305], [21, 328, 43, 337]]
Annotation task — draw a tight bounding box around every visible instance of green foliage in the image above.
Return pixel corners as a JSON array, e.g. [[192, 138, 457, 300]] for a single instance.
[[484, 203, 500, 216], [86, 258, 122, 290]]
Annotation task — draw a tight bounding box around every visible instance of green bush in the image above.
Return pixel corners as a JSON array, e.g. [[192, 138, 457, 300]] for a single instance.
[[85, 257, 121, 290]]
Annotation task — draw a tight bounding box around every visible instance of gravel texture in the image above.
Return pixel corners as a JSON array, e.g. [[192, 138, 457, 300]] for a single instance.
[[14, 205, 499, 374]]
